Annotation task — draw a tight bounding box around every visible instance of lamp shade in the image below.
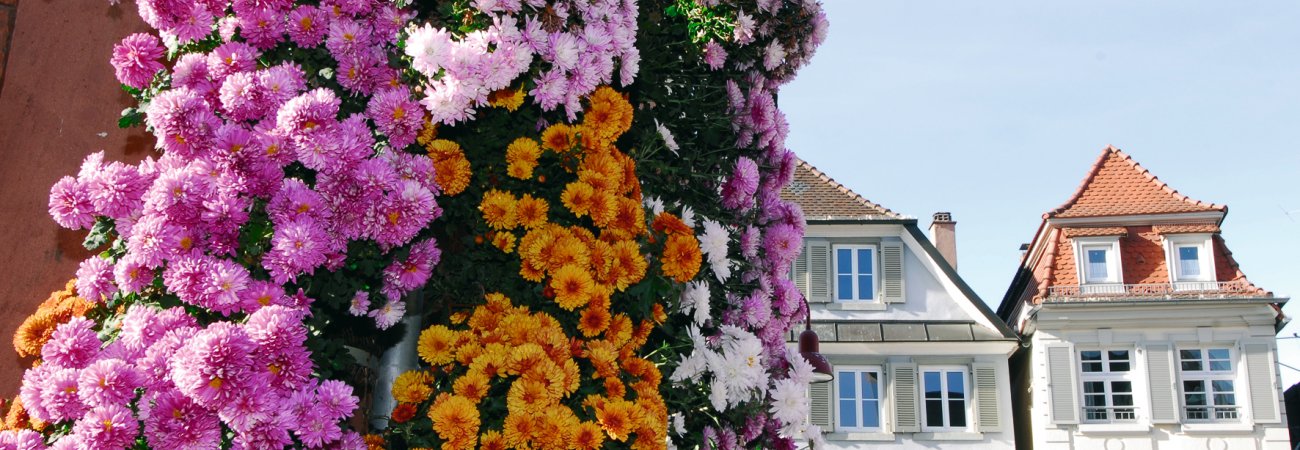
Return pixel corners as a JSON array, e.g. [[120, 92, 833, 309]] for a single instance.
[[798, 328, 834, 383]]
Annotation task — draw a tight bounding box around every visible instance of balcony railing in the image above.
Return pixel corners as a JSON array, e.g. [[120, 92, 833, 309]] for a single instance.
[[1083, 406, 1137, 422], [1185, 405, 1240, 421], [1045, 281, 1266, 301]]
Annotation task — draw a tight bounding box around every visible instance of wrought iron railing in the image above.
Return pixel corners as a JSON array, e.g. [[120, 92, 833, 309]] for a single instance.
[[1045, 281, 1265, 301], [1082, 406, 1138, 422], [1185, 405, 1240, 421]]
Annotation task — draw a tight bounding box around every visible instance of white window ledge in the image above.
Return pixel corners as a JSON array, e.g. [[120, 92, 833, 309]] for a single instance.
[[825, 431, 894, 441], [1181, 422, 1254, 434], [827, 302, 888, 311], [913, 431, 984, 441], [1077, 423, 1151, 434]]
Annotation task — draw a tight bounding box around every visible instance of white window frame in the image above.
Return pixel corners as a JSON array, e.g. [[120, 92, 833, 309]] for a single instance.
[[1077, 347, 1139, 423], [919, 365, 972, 432], [834, 365, 884, 432], [1162, 234, 1216, 288], [832, 244, 878, 302], [1177, 346, 1240, 422], [1073, 237, 1122, 286]]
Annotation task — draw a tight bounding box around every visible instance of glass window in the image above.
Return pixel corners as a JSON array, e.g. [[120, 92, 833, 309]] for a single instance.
[[1078, 348, 1136, 422], [836, 368, 881, 430], [1178, 246, 1201, 278], [921, 367, 969, 431], [1087, 249, 1109, 280], [1080, 243, 1117, 284], [1179, 347, 1238, 421], [833, 245, 876, 302]]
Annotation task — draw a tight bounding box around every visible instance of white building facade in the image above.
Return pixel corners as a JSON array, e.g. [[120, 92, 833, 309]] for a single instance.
[[998, 147, 1291, 450], [784, 160, 1019, 449]]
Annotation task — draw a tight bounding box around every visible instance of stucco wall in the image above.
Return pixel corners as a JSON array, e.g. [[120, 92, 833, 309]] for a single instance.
[[0, 1, 151, 396]]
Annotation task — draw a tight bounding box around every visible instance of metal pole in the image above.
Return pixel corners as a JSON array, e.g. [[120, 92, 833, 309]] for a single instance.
[[368, 293, 423, 430]]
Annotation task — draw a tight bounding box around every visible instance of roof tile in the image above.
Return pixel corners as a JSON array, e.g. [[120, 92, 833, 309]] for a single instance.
[[1049, 146, 1225, 218], [781, 158, 901, 220]]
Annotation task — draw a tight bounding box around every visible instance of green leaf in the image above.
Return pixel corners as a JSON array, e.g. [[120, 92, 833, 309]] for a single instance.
[[84, 217, 116, 251]]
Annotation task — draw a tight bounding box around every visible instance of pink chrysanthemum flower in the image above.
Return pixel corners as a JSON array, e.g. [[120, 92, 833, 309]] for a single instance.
[[703, 40, 727, 70], [371, 179, 437, 249], [19, 365, 53, 422], [259, 63, 307, 108], [263, 217, 331, 284], [239, 279, 288, 312], [201, 257, 252, 315], [218, 390, 272, 433], [314, 379, 358, 421], [381, 237, 439, 299], [111, 33, 165, 89], [87, 160, 149, 220], [325, 18, 370, 58], [46, 435, 83, 450], [170, 322, 257, 409], [336, 53, 378, 95], [42, 317, 100, 369], [76, 256, 116, 303], [244, 305, 307, 353], [0, 428, 45, 449], [138, 328, 198, 389], [294, 406, 342, 447], [347, 291, 369, 316], [238, 7, 286, 49], [48, 176, 96, 230], [141, 388, 222, 450], [219, 71, 266, 122], [39, 367, 87, 422], [366, 87, 423, 149], [172, 3, 215, 44], [77, 359, 142, 408], [268, 179, 329, 226], [721, 156, 759, 211], [73, 404, 139, 450], [172, 53, 215, 95], [369, 300, 405, 330], [207, 41, 261, 81], [276, 88, 340, 142], [146, 88, 221, 157], [232, 408, 295, 449], [287, 5, 329, 47]]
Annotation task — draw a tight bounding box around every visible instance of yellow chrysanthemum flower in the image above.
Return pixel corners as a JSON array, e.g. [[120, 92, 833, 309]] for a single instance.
[[560, 181, 596, 217], [418, 325, 459, 366], [549, 264, 594, 311], [479, 430, 506, 450], [489, 86, 526, 112], [428, 394, 480, 449], [416, 118, 437, 146], [426, 139, 471, 196], [594, 398, 637, 442], [506, 378, 551, 416], [453, 370, 490, 402], [491, 231, 517, 253], [578, 305, 611, 337], [540, 123, 578, 153], [582, 86, 634, 148], [572, 421, 606, 450], [479, 189, 518, 230], [660, 233, 702, 283], [514, 194, 549, 229], [391, 370, 434, 404], [505, 137, 542, 180]]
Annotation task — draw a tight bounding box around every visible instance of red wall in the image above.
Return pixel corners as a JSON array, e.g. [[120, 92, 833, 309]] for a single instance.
[[0, 1, 151, 396]]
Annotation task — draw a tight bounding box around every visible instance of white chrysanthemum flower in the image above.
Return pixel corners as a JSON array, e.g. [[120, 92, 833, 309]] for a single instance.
[[654, 119, 679, 154], [644, 196, 665, 217], [763, 40, 787, 71], [786, 348, 815, 385], [405, 25, 453, 76], [671, 413, 686, 435], [681, 281, 711, 325], [680, 205, 696, 228], [769, 377, 810, 428], [699, 220, 732, 281]]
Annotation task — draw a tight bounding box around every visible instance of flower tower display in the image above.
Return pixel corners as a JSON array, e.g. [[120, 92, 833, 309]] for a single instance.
[[4, 0, 828, 449]]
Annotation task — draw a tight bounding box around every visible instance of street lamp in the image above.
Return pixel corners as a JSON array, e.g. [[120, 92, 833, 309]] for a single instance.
[[799, 297, 833, 383]]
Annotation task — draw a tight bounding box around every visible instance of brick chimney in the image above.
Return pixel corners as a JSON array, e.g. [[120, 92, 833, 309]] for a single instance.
[[930, 212, 957, 270]]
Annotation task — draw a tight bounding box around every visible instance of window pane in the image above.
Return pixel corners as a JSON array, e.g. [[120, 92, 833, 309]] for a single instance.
[[839, 399, 857, 427], [1080, 350, 1102, 361], [948, 399, 966, 427], [1185, 393, 1206, 406], [858, 275, 873, 300], [1109, 361, 1130, 372], [839, 373, 855, 400], [1209, 360, 1231, 371], [1207, 349, 1230, 360], [837, 275, 853, 300], [947, 371, 965, 400], [925, 400, 944, 426], [1082, 362, 1103, 372], [1084, 394, 1107, 407], [858, 249, 873, 275], [1182, 360, 1203, 371], [1087, 249, 1109, 279], [1211, 380, 1235, 394], [836, 249, 852, 274], [924, 372, 942, 399], [1083, 382, 1106, 394], [1184, 380, 1205, 393], [862, 399, 880, 427], [861, 372, 879, 400], [1179, 246, 1200, 277], [1108, 350, 1130, 361], [1113, 394, 1134, 407], [1214, 393, 1236, 407], [1111, 381, 1132, 394], [1180, 349, 1202, 361]]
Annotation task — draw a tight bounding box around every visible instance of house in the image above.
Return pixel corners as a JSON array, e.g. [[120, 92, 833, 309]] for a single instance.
[[784, 159, 1019, 449], [1286, 383, 1300, 449], [997, 146, 1291, 449]]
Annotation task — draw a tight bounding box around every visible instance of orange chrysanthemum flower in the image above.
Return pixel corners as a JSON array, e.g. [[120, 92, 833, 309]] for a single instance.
[[390, 402, 417, 424], [364, 434, 387, 450], [14, 280, 91, 359], [489, 86, 526, 112], [479, 430, 506, 450], [416, 118, 438, 146], [550, 265, 594, 311], [514, 194, 549, 229], [660, 233, 702, 282], [391, 370, 434, 404], [3, 396, 28, 431], [540, 123, 578, 153], [479, 189, 518, 230], [418, 325, 459, 366], [585, 340, 620, 379], [453, 370, 490, 402], [560, 181, 596, 217], [651, 212, 692, 236], [572, 421, 606, 450], [594, 399, 636, 442], [428, 394, 480, 449], [603, 377, 626, 398], [492, 231, 517, 253], [578, 305, 611, 337], [506, 378, 552, 415], [506, 137, 542, 180], [588, 190, 619, 228], [426, 139, 472, 196], [502, 412, 537, 449], [582, 86, 634, 148]]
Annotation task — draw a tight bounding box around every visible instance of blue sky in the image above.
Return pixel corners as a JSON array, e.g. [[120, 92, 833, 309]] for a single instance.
[[780, 0, 1300, 386]]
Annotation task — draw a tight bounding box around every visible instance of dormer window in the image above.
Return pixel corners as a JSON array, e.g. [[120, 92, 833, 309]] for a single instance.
[[1163, 233, 1216, 288], [1072, 237, 1122, 289]]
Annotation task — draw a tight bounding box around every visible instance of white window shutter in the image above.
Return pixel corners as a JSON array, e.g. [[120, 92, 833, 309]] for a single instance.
[[1243, 341, 1281, 423], [881, 242, 905, 303], [892, 362, 919, 432], [1045, 344, 1080, 424], [809, 381, 834, 431], [1144, 342, 1179, 424], [807, 241, 831, 303], [793, 241, 810, 299], [973, 362, 1000, 432]]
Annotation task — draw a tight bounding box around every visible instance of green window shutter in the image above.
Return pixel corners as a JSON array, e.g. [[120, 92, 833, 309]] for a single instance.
[[881, 242, 905, 303], [807, 241, 831, 303], [793, 241, 810, 299], [809, 381, 834, 431], [892, 362, 919, 432], [1046, 344, 1080, 424], [973, 362, 1000, 432], [1144, 343, 1179, 424], [1243, 342, 1281, 423]]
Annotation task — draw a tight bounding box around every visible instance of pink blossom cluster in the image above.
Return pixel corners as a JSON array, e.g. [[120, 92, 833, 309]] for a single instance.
[[12, 305, 364, 449], [404, 0, 640, 124]]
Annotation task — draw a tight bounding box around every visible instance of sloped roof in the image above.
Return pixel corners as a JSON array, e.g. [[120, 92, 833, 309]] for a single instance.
[[781, 158, 902, 220], [1048, 146, 1226, 219]]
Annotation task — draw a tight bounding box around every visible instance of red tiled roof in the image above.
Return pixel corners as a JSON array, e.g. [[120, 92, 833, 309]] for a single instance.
[[781, 158, 901, 220], [1154, 224, 1221, 234], [1061, 227, 1127, 238], [1048, 146, 1226, 219]]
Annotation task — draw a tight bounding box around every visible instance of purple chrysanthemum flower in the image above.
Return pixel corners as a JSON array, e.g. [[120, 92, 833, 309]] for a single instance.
[[75, 256, 115, 303], [111, 33, 165, 89], [369, 300, 405, 330], [347, 291, 370, 316], [325, 18, 370, 58], [276, 88, 340, 141], [172, 53, 215, 95], [294, 406, 342, 447], [0, 428, 45, 450], [170, 322, 257, 409], [721, 157, 760, 211], [39, 368, 87, 422], [141, 388, 222, 450], [263, 217, 331, 283], [239, 7, 286, 49], [370, 179, 438, 249], [381, 237, 440, 300], [77, 359, 142, 408], [762, 223, 803, 270], [171, 3, 215, 44], [207, 41, 261, 81], [73, 404, 139, 450], [138, 328, 198, 389], [366, 87, 423, 148], [244, 305, 307, 353], [703, 40, 727, 70], [286, 5, 328, 47], [87, 160, 149, 219], [219, 71, 266, 122], [239, 279, 289, 312], [146, 87, 221, 157], [42, 317, 100, 369], [49, 176, 96, 230], [315, 379, 359, 421], [259, 63, 307, 108]]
